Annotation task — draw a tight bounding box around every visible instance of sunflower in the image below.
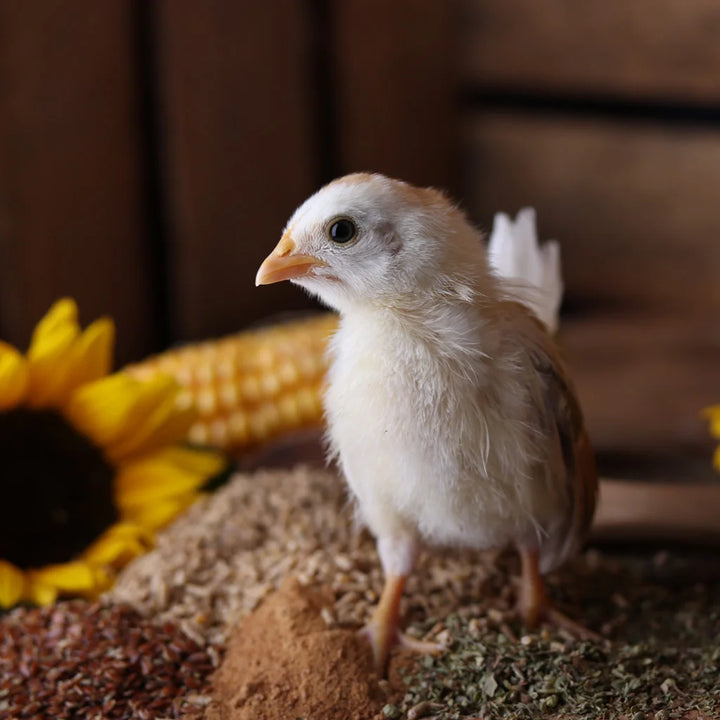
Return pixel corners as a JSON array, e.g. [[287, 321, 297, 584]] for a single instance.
[[705, 405, 720, 471], [0, 299, 226, 609]]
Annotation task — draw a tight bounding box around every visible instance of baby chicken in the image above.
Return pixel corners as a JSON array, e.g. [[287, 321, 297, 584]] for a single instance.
[[256, 173, 597, 673]]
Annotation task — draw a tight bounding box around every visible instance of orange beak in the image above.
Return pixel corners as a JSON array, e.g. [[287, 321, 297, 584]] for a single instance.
[[255, 233, 328, 286]]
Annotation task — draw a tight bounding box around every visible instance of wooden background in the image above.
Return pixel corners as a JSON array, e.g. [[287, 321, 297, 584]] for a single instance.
[[0, 0, 718, 480]]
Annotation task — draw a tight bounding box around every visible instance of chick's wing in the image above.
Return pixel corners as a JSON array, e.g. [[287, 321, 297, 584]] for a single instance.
[[504, 302, 598, 559], [532, 346, 597, 567]]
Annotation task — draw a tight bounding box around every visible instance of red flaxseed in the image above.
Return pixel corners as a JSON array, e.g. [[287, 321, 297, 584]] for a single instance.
[[0, 600, 215, 719]]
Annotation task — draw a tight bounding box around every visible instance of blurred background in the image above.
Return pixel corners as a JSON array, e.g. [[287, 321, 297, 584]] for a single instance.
[[0, 0, 719, 481]]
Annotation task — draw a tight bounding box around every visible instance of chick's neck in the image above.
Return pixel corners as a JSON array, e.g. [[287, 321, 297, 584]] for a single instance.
[[342, 269, 503, 375]]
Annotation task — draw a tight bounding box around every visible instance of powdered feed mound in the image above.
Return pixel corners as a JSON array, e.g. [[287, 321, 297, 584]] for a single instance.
[[204, 577, 390, 720]]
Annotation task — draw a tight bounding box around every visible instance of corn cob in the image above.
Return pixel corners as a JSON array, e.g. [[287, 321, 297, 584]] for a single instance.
[[125, 314, 338, 452]]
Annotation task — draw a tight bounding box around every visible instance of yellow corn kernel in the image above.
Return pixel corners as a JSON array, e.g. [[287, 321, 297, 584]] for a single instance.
[[296, 386, 321, 420], [277, 394, 302, 428], [188, 423, 209, 446], [260, 373, 281, 398], [208, 418, 230, 448], [218, 381, 238, 410], [239, 375, 262, 403], [123, 313, 337, 453], [277, 360, 299, 387], [248, 402, 281, 442], [228, 411, 250, 445], [196, 387, 219, 416]]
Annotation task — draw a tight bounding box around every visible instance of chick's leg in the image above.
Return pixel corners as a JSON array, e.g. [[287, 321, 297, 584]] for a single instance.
[[517, 547, 547, 627], [361, 534, 443, 675], [517, 547, 601, 641], [361, 572, 407, 673]]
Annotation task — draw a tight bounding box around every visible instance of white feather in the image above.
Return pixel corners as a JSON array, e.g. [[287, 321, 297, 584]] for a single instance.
[[487, 208, 563, 334]]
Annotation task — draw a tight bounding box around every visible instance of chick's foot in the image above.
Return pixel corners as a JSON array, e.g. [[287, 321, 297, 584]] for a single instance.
[[517, 547, 602, 642], [359, 621, 445, 677], [360, 573, 444, 676]]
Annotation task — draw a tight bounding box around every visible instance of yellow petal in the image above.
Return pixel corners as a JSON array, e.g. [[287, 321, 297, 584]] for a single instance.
[[82, 521, 154, 567], [30, 561, 96, 592], [25, 300, 82, 407], [91, 566, 115, 594], [122, 492, 199, 531], [25, 579, 58, 606], [55, 317, 115, 405], [0, 560, 25, 608], [108, 399, 197, 462], [66, 372, 182, 452], [25, 325, 78, 406], [164, 445, 227, 477], [703, 405, 720, 438], [26, 303, 116, 409], [0, 342, 29, 410], [84, 535, 147, 567], [30, 298, 78, 341], [115, 447, 221, 508], [66, 373, 144, 446]]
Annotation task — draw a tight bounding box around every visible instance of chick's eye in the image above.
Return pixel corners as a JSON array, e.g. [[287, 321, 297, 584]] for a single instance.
[[328, 218, 357, 245]]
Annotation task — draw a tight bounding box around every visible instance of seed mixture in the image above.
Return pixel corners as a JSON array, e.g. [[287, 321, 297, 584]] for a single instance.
[[398, 610, 720, 719], [0, 601, 214, 719], [105, 467, 720, 720], [9, 467, 720, 719]]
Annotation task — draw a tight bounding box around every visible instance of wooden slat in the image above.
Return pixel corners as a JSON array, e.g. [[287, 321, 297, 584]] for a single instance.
[[593, 480, 720, 545], [332, 0, 458, 191], [0, 1, 154, 365], [464, 112, 720, 312], [460, 0, 720, 103], [154, 1, 319, 342], [562, 315, 720, 469]]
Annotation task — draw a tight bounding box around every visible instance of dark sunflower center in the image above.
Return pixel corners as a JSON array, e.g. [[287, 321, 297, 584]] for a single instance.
[[0, 408, 117, 568]]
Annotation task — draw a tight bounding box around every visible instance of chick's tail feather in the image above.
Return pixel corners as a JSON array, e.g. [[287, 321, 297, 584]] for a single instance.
[[487, 208, 563, 334]]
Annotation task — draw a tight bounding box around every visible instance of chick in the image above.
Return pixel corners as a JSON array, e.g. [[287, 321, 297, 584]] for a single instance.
[[256, 173, 598, 673]]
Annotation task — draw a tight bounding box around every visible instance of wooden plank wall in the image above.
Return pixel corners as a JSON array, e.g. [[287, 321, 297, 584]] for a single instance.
[[0, 1, 155, 366], [458, 0, 720, 103], [459, 0, 720, 472], [152, 1, 319, 343], [0, 1, 456, 364], [331, 0, 457, 191]]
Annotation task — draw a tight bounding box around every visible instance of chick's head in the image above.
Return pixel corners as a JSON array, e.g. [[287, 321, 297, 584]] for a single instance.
[[256, 173, 483, 311]]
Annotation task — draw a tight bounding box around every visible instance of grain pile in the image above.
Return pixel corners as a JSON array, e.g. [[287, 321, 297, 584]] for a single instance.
[[107, 467, 503, 649]]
